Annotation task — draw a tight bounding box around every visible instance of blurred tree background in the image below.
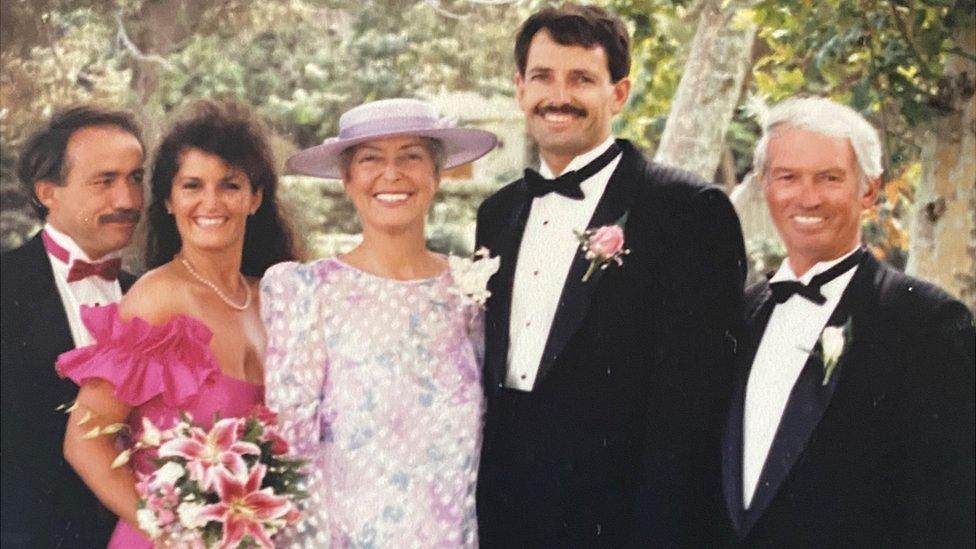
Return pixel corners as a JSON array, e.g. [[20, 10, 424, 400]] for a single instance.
[[1, 0, 973, 310]]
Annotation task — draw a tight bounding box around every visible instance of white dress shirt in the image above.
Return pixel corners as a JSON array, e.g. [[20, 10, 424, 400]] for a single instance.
[[505, 136, 622, 391], [741, 246, 860, 508], [44, 223, 124, 347]]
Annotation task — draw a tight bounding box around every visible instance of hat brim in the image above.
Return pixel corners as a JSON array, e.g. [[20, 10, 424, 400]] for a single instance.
[[285, 127, 498, 180]]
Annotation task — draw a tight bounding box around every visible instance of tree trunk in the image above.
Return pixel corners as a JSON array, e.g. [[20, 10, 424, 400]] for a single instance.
[[128, 0, 182, 105], [114, 0, 186, 272], [906, 4, 976, 314], [653, 0, 757, 180]]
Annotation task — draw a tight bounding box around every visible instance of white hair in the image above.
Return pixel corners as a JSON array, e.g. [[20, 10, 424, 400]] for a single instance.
[[752, 96, 884, 187]]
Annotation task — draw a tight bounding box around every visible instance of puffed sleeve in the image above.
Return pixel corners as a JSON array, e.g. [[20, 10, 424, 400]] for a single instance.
[[261, 261, 332, 547], [56, 304, 219, 407], [261, 261, 329, 458]]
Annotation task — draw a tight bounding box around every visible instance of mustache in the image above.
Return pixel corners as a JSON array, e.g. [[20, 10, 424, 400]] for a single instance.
[[98, 209, 141, 224], [534, 103, 587, 117]]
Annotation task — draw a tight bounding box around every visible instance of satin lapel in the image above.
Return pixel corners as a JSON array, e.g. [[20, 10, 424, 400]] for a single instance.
[[483, 184, 534, 391], [740, 253, 876, 534], [532, 142, 638, 388], [722, 284, 775, 534], [23, 234, 75, 361], [119, 270, 137, 293]]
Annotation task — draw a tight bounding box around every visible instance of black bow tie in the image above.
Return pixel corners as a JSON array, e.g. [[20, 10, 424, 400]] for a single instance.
[[769, 248, 864, 305], [524, 141, 621, 200]]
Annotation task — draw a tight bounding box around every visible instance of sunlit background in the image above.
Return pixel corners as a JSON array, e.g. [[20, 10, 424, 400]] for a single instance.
[[1, 0, 972, 311]]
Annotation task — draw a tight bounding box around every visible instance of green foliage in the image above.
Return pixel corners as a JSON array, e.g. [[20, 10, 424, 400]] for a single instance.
[[1, 0, 967, 264], [605, 0, 695, 149], [748, 0, 959, 170], [1, 4, 135, 249], [744, 0, 964, 263], [147, 0, 519, 148], [0, 0, 521, 253]]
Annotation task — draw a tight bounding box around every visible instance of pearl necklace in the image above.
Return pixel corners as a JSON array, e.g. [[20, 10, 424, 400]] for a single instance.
[[179, 256, 251, 311]]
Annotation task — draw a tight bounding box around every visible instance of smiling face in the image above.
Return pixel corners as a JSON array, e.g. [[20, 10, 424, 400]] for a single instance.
[[516, 29, 630, 174], [343, 136, 439, 235], [166, 148, 262, 256], [37, 125, 145, 260], [763, 126, 880, 276]]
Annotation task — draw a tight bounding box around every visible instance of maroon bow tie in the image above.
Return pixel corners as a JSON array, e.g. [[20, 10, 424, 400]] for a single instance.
[[42, 229, 122, 282], [67, 258, 122, 282]]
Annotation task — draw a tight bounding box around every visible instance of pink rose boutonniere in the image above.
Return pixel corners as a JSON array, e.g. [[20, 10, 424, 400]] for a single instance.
[[574, 214, 630, 282]]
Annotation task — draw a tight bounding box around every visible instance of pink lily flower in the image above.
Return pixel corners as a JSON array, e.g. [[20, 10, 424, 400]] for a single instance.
[[198, 464, 293, 549], [158, 418, 260, 490]]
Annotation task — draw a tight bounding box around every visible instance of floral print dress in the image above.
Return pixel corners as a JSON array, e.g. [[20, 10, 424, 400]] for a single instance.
[[261, 258, 484, 548]]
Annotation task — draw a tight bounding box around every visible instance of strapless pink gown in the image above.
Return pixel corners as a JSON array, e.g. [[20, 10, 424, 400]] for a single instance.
[[57, 304, 264, 549]]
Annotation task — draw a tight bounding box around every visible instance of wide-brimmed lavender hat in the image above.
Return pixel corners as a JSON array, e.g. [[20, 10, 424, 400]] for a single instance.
[[286, 98, 498, 179]]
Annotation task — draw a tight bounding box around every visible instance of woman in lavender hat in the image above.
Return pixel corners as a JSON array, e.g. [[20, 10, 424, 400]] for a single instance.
[[262, 98, 497, 547]]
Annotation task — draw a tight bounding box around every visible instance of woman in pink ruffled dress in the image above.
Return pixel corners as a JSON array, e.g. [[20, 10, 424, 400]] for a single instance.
[[57, 102, 298, 548]]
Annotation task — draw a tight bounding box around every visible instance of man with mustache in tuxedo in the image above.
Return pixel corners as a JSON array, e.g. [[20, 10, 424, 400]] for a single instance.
[[1, 106, 145, 548], [475, 4, 747, 545], [721, 96, 975, 546]]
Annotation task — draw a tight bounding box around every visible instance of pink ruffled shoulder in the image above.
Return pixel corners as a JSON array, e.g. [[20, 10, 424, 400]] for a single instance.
[[56, 303, 219, 408]]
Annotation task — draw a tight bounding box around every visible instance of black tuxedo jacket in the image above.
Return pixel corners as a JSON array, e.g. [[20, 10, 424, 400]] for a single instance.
[[1, 232, 136, 548], [475, 140, 747, 546], [722, 252, 975, 547]]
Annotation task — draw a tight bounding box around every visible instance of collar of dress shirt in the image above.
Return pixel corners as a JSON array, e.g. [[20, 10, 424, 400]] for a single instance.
[[769, 245, 862, 285], [44, 222, 123, 265], [538, 135, 617, 180]]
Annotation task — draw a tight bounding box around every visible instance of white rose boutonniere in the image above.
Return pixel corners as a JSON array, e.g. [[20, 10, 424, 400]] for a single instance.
[[449, 246, 500, 306], [818, 317, 853, 385]]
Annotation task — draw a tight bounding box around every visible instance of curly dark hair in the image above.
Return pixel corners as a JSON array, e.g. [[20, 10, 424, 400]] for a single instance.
[[146, 101, 299, 276], [514, 3, 631, 83]]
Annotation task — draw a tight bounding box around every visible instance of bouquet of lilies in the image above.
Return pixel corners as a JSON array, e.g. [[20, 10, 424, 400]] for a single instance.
[[117, 406, 306, 548]]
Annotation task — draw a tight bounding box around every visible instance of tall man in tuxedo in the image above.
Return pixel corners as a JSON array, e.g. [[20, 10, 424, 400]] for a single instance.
[[475, 4, 747, 545], [1, 106, 145, 548], [722, 96, 975, 546]]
